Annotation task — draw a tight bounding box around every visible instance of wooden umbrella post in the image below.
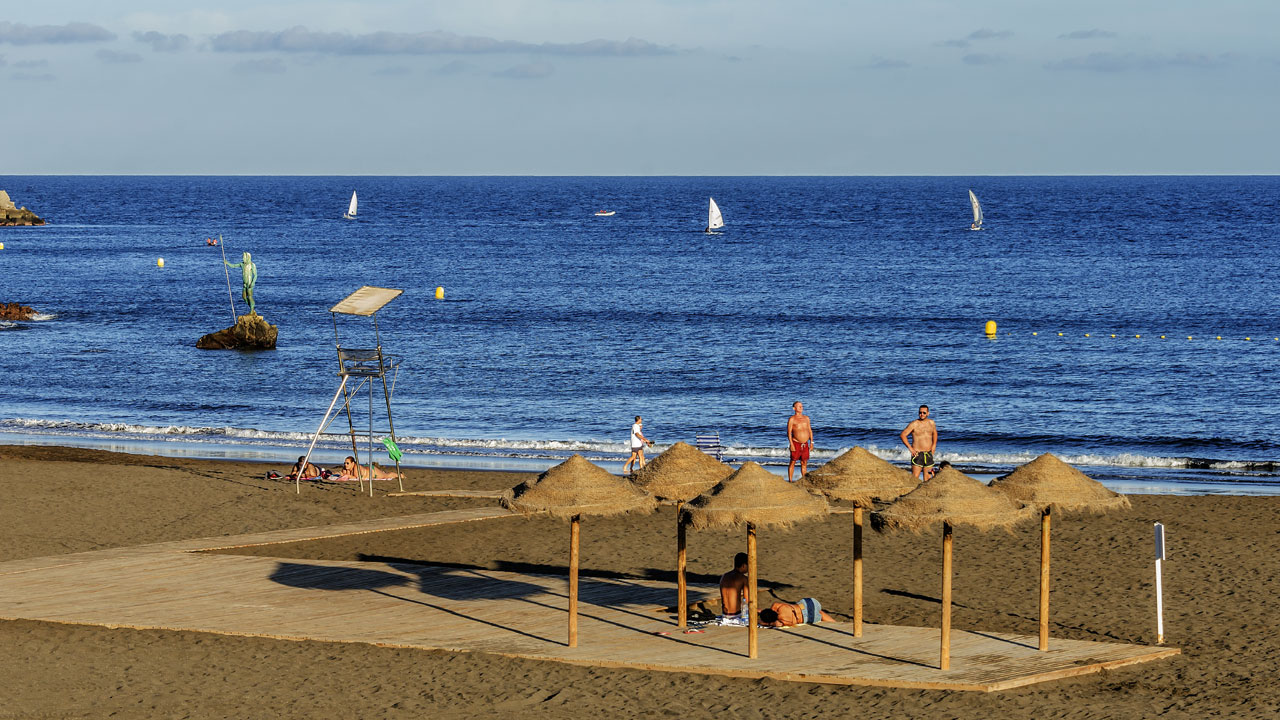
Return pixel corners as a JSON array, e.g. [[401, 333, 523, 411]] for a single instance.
[[747, 522, 758, 659], [941, 521, 953, 670], [677, 502, 688, 629], [853, 506, 864, 637], [1039, 505, 1051, 651], [569, 515, 580, 648]]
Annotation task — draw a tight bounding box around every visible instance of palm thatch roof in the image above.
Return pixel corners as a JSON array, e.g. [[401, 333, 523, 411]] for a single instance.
[[630, 441, 734, 502], [799, 446, 918, 507], [683, 461, 828, 531], [989, 453, 1131, 514], [501, 454, 657, 520], [871, 465, 1036, 533]]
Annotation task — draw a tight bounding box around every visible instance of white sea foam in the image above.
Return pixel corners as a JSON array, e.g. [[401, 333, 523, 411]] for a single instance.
[[29, 313, 57, 321]]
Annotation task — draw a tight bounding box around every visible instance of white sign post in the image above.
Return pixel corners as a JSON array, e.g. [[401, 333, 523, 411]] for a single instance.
[[1154, 522, 1166, 645]]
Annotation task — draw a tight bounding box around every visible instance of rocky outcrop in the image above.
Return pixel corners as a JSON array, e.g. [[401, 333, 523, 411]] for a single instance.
[[0, 191, 44, 226], [0, 303, 37, 321], [196, 313, 278, 350]]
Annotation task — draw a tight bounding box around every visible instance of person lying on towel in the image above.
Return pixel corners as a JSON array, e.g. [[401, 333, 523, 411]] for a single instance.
[[339, 456, 402, 480], [758, 598, 834, 627], [266, 457, 329, 481]]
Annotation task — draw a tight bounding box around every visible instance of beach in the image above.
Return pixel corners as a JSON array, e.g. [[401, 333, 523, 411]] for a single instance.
[[1, 444, 1277, 718]]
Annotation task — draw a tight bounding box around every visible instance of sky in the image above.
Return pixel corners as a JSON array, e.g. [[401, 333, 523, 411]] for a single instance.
[[3, 1, 1278, 174]]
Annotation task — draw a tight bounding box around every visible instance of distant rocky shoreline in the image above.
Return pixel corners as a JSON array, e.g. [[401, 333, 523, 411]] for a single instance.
[[0, 190, 44, 226]]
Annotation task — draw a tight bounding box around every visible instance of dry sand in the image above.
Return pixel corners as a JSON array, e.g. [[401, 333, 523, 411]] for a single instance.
[[1, 444, 1278, 718]]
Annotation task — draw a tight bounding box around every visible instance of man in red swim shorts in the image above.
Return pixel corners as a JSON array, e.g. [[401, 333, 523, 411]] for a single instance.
[[786, 400, 813, 482]]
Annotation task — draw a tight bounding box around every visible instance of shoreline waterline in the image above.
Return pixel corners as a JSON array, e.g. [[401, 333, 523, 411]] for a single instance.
[[4, 428, 1277, 497]]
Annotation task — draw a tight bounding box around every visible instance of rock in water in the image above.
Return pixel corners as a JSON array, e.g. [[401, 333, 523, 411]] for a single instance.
[[196, 314, 278, 350], [0, 190, 45, 226], [0, 302, 37, 321]]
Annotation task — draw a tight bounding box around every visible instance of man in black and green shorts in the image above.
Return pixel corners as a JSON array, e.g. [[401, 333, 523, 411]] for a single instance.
[[900, 404, 938, 481]]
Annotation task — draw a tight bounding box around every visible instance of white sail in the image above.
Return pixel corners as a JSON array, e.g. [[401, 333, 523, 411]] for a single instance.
[[345, 191, 358, 219], [968, 189, 982, 229], [707, 197, 724, 231]]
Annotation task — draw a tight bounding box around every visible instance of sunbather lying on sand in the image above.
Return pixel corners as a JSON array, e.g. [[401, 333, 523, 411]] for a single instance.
[[266, 457, 329, 481], [758, 598, 833, 627], [340, 456, 402, 480]]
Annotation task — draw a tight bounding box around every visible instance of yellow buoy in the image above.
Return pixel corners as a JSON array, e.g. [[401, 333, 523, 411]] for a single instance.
[[1111, 334, 1116, 338], [984, 320, 997, 335], [1246, 337, 1251, 341], [0, 242, 5, 250], [435, 286, 444, 300], [1217, 336, 1222, 340], [1032, 332, 1038, 336], [1188, 336, 1193, 340], [1135, 334, 1141, 338], [157, 258, 165, 267], [1085, 333, 1090, 337], [1057, 332, 1063, 336], [1160, 335, 1166, 339]]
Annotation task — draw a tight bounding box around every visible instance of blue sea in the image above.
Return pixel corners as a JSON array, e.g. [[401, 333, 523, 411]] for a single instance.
[[2, 176, 1278, 494]]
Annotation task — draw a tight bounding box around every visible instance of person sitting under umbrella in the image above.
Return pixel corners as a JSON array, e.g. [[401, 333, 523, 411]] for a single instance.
[[715, 553, 750, 625], [759, 598, 834, 627]]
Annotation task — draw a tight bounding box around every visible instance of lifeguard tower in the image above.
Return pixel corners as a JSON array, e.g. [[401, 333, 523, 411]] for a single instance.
[[297, 286, 405, 496]]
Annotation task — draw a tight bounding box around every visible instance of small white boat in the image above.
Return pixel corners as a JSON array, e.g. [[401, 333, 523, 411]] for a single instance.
[[706, 197, 724, 233], [594, 210, 615, 217], [344, 191, 358, 220], [968, 189, 983, 230]]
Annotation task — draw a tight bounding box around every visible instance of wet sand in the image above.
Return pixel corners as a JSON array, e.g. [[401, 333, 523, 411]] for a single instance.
[[1, 444, 1277, 718]]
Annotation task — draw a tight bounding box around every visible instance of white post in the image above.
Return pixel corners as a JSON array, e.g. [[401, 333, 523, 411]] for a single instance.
[[1154, 522, 1166, 645]]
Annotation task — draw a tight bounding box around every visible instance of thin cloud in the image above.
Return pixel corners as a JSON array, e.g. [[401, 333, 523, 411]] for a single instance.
[[0, 54, 5, 67], [436, 59, 475, 75], [133, 31, 190, 52], [232, 58, 286, 74], [209, 26, 673, 57], [867, 56, 909, 69], [14, 59, 49, 68], [373, 65, 411, 76], [0, 21, 115, 45], [1059, 29, 1117, 40], [12, 72, 55, 81], [939, 29, 1012, 49], [963, 53, 1004, 66], [1045, 51, 1233, 72], [96, 49, 142, 64], [494, 61, 554, 79], [968, 29, 1013, 40]]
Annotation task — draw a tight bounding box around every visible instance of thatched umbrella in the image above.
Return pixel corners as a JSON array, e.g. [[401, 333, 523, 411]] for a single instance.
[[989, 453, 1131, 651], [631, 441, 733, 628], [501, 454, 657, 647], [684, 461, 828, 659], [800, 447, 917, 636], [871, 464, 1037, 670]]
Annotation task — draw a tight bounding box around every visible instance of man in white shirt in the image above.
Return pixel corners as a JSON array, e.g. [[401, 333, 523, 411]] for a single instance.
[[624, 415, 652, 474]]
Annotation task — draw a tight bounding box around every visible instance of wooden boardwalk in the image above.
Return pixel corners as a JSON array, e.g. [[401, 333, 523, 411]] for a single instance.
[[0, 507, 1177, 692]]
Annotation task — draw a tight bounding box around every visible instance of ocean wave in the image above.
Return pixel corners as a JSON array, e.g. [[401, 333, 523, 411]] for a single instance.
[[29, 312, 57, 321], [1, 417, 1276, 473]]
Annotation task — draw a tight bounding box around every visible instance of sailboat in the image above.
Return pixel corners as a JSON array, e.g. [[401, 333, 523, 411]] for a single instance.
[[343, 191, 358, 220], [706, 197, 724, 233], [968, 189, 983, 230]]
